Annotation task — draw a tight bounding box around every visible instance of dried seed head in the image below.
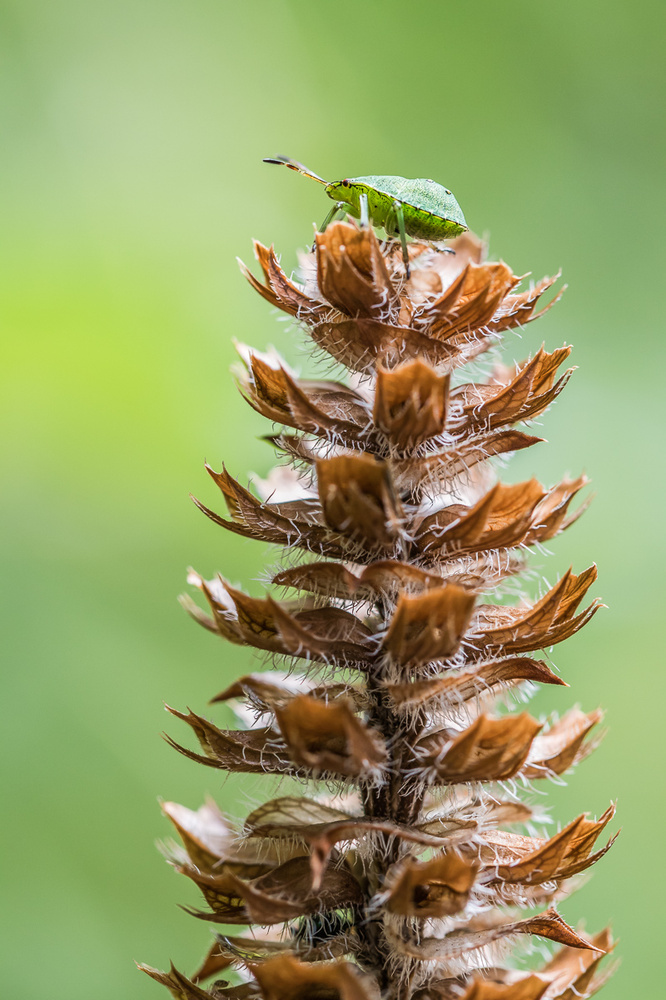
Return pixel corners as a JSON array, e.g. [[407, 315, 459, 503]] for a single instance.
[[145, 219, 614, 1000]]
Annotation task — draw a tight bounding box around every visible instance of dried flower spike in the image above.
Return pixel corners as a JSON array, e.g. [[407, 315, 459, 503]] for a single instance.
[[140, 219, 615, 1000]]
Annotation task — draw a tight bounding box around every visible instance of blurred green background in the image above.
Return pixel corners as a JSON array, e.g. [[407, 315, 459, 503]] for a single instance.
[[2, 1, 664, 997]]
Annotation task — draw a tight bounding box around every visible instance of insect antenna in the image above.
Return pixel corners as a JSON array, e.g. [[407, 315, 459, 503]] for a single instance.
[[263, 155, 328, 185]]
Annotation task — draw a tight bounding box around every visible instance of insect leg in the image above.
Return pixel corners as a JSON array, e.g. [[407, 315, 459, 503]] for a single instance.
[[359, 191, 369, 228], [319, 201, 346, 232], [393, 201, 411, 278]]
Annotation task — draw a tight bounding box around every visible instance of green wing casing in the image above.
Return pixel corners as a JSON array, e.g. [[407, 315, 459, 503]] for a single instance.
[[326, 175, 468, 241]]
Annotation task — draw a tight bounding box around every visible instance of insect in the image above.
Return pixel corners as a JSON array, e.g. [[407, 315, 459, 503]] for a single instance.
[[264, 155, 468, 278]]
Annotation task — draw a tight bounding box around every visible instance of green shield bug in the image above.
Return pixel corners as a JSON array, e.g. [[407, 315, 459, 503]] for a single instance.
[[263, 155, 468, 278]]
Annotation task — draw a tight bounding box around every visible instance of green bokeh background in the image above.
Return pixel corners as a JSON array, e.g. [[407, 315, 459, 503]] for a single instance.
[[2, 2, 664, 997]]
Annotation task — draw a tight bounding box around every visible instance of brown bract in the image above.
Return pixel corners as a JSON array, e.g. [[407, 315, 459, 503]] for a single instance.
[[384, 852, 478, 917], [146, 222, 614, 1000]]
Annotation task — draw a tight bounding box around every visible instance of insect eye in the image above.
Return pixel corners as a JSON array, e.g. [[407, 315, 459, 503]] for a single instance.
[[342, 179, 350, 187]]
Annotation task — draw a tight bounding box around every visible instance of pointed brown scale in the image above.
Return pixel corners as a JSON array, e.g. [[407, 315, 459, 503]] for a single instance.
[[138, 963, 220, 1000], [315, 221, 398, 318], [176, 848, 276, 898], [297, 380, 371, 428], [185, 576, 364, 662], [206, 929, 351, 968], [205, 464, 323, 528], [470, 827, 549, 867], [530, 344, 574, 391], [210, 985, 259, 1000], [417, 794, 533, 842], [565, 803, 616, 858], [488, 814, 597, 885], [275, 695, 387, 777], [430, 264, 520, 344], [245, 352, 292, 417], [386, 906, 600, 962], [196, 575, 367, 667], [249, 953, 377, 1000], [273, 561, 368, 600], [246, 361, 370, 448], [244, 796, 354, 838], [190, 938, 236, 983], [456, 346, 574, 432], [399, 240, 465, 290], [386, 656, 565, 709], [455, 260, 520, 309], [482, 478, 547, 528], [282, 376, 366, 447], [274, 559, 483, 601], [458, 976, 549, 1000], [503, 599, 602, 655], [180, 576, 241, 642], [523, 475, 589, 546], [505, 360, 573, 425], [164, 706, 296, 776], [165, 701, 388, 782], [373, 361, 450, 449], [451, 347, 546, 412], [307, 817, 486, 891], [470, 567, 601, 657], [225, 586, 291, 652], [416, 473, 587, 563], [211, 673, 358, 711], [417, 976, 544, 1000], [540, 928, 615, 997], [554, 956, 615, 1000], [417, 713, 543, 783], [410, 264, 471, 332], [525, 708, 604, 778], [415, 485, 500, 553], [271, 598, 375, 664], [384, 851, 478, 917], [211, 672, 307, 709], [391, 429, 543, 494], [537, 805, 619, 882], [182, 855, 364, 926], [518, 907, 606, 951], [473, 569, 574, 633], [382, 585, 477, 667], [195, 466, 316, 544], [316, 454, 404, 553], [412, 261, 518, 343], [486, 272, 564, 334], [195, 467, 356, 561], [550, 831, 620, 882], [182, 574, 280, 651], [239, 254, 290, 314], [161, 799, 234, 870], [242, 351, 371, 444], [267, 431, 343, 467], [242, 241, 323, 318], [309, 315, 475, 377], [241, 855, 365, 926], [556, 563, 599, 616], [268, 600, 375, 666], [416, 479, 547, 559]]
